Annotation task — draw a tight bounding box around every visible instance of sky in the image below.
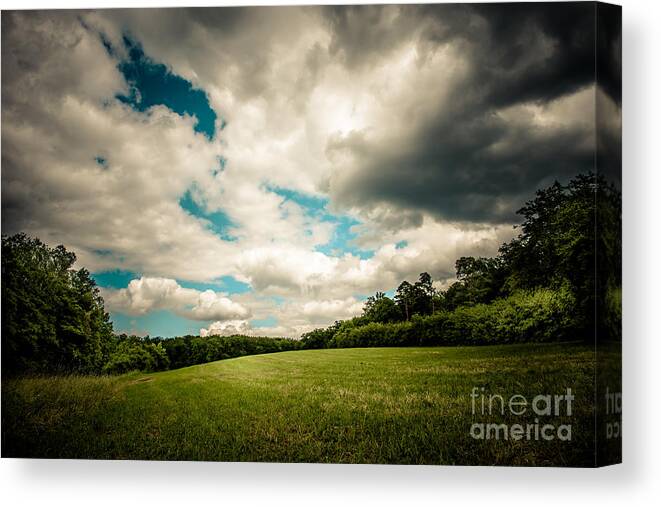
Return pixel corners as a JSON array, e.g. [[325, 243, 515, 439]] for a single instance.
[[1, 4, 621, 338]]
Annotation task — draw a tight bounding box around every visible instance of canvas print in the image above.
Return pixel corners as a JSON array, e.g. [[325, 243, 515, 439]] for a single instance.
[[1, 2, 621, 466]]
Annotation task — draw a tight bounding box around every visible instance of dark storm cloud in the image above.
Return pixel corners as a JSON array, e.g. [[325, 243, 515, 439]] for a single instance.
[[465, 2, 596, 107], [331, 106, 595, 222], [323, 4, 425, 69], [596, 3, 622, 187], [321, 3, 619, 224], [323, 3, 601, 103]]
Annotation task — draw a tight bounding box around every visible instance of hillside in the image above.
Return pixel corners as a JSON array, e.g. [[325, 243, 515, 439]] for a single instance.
[[2, 343, 607, 465]]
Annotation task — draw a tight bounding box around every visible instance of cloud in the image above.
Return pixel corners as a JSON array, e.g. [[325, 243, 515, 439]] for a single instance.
[[200, 320, 252, 337], [300, 297, 364, 323], [103, 277, 250, 321], [1, 11, 239, 282], [2, 5, 620, 337], [232, 217, 513, 301], [200, 295, 365, 338], [311, 3, 614, 224]]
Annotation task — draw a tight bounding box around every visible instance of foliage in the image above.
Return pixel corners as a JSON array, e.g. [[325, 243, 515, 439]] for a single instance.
[[362, 292, 402, 323], [394, 273, 439, 320], [103, 335, 170, 374], [102, 333, 301, 373], [442, 257, 506, 310], [330, 287, 576, 348], [154, 333, 300, 370], [2, 233, 114, 375], [300, 321, 343, 349]]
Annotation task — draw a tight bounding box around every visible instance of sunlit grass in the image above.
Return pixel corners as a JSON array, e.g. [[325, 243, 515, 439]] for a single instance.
[[3, 342, 599, 465]]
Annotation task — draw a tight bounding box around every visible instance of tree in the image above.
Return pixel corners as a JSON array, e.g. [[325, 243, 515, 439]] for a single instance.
[[441, 257, 506, 310], [414, 272, 436, 315], [1, 233, 114, 374], [300, 321, 343, 349], [497, 173, 621, 339], [363, 292, 401, 323], [395, 281, 415, 320]]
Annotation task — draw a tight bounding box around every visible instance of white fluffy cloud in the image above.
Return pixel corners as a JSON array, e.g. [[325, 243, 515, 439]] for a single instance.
[[200, 320, 253, 337], [200, 295, 365, 338], [103, 277, 250, 321], [233, 217, 514, 301]]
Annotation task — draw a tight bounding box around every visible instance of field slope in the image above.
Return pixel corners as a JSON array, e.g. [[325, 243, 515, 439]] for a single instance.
[[2, 343, 598, 465]]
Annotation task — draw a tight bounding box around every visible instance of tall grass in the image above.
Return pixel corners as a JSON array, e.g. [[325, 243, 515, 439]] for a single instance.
[[3, 343, 599, 465]]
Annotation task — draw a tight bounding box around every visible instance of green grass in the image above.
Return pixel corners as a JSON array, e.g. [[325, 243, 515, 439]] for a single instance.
[[2, 343, 603, 465]]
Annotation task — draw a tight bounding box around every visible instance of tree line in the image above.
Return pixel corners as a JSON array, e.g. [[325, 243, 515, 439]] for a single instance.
[[0, 233, 301, 376], [1, 173, 621, 376], [300, 173, 621, 350], [103, 333, 299, 374]]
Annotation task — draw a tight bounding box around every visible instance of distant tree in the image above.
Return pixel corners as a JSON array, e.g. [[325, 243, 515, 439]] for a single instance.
[[363, 292, 402, 323], [414, 272, 436, 315], [1, 233, 114, 374], [103, 335, 170, 374], [394, 281, 415, 321], [300, 321, 343, 349], [441, 257, 506, 310]]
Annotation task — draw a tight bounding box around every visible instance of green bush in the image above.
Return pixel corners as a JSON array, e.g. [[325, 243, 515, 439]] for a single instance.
[[326, 286, 577, 349], [103, 339, 170, 374]]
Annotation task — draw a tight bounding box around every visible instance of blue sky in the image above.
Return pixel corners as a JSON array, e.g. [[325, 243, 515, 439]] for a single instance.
[[88, 37, 377, 337], [269, 186, 375, 260], [179, 189, 237, 241], [116, 36, 217, 139]]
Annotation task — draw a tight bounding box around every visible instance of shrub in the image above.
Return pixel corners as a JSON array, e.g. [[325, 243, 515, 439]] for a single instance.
[[323, 287, 578, 349], [103, 340, 170, 374]]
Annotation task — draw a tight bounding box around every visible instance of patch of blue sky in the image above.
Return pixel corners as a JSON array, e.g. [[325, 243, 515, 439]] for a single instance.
[[92, 269, 139, 289], [268, 186, 375, 260], [179, 189, 237, 241], [269, 295, 286, 306], [317, 215, 375, 260], [115, 36, 218, 140], [355, 290, 396, 300], [270, 186, 329, 217], [111, 310, 204, 338], [250, 316, 277, 328], [353, 294, 370, 302], [178, 275, 251, 295], [94, 156, 108, 169], [211, 156, 227, 177], [395, 240, 408, 249]]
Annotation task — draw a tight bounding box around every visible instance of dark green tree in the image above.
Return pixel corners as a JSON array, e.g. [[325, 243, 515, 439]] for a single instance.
[[300, 321, 343, 349], [394, 281, 415, 320], [1, 233, 114, 374], [498, 173, 602, 336], [442, 257, 506, 310], [414, 272, 437, 315], [362, 291, 402, 323]]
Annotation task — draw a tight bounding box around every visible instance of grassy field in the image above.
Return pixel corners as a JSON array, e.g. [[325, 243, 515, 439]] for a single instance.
[[2, 342, 602, 465]]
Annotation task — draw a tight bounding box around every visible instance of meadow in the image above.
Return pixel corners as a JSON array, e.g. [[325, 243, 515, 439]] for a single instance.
[[2, 342, 601, 466]]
